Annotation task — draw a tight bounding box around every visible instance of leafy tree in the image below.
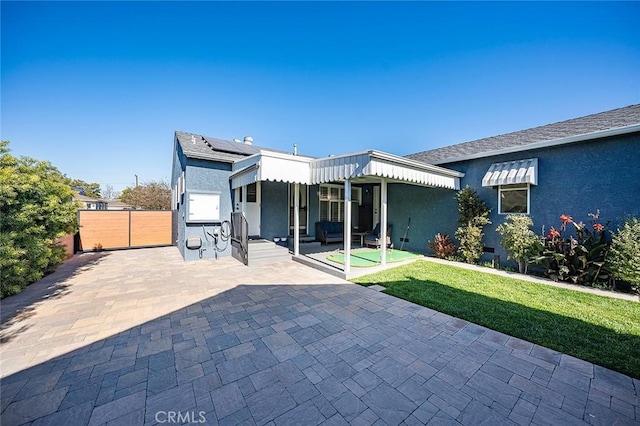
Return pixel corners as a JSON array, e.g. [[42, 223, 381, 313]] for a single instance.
[[456, 185, 490, 225], [496, 215, 542, 274], [120, 180, 171, 210], [67, 178, 101, 198], [0, 141, 78, 298], [455, 186, 491, 264], [608, 217, 640, 293]]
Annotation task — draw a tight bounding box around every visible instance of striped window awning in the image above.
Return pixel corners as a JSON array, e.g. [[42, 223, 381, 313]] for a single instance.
[[482, 158, 538, 187]]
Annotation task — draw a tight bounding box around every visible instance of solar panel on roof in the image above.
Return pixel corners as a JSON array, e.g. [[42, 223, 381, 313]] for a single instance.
[[203, 136, 259, 156]]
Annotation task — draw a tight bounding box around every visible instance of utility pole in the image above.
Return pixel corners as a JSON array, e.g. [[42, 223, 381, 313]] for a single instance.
[[135, 174, 139, 188]]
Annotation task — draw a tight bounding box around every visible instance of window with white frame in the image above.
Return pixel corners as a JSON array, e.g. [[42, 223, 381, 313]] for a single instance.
[[318, 184, 361, 222], [499, 184, 529, 214]]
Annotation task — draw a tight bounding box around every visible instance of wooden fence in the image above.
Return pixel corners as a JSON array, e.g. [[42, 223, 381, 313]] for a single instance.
[[78, 210, 172, 251]]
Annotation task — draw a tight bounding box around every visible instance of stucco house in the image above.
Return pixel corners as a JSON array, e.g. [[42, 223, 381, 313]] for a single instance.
[[171, 104, 640, 269], [406, 104, 640, 264], [74, 193, 108, 210]]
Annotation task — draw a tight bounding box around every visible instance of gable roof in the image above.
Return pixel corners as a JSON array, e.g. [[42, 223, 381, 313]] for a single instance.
[[407, 104, 640, 165]]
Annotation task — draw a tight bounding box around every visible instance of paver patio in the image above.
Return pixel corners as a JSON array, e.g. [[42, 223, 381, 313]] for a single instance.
[[1, 247, 638, 425]]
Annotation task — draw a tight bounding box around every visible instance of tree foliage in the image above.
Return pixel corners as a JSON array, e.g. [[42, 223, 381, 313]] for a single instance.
[[0, 141, 78, 298], [455, 216, 490, 264], [455, 186, 491, 264], [456, 185, 490, 225], [66, 178, 101, 198], [608, 217, 640, 292], [120, 180, 171, 210], [496, 215, 542, 273]]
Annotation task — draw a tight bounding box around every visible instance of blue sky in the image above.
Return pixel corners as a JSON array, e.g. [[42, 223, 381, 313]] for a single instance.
[[2, 2, 639, 193]]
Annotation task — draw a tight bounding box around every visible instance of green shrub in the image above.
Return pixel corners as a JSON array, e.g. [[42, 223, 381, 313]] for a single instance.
[[456, 217, 490, 264], [496, 215, 542, 274], [608, 217, 640, 293], [0, 141, 78, 298], [455, 186, 490, 264]]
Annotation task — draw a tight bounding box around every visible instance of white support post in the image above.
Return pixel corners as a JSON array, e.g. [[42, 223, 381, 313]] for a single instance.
[[344, 180, 352, 274], [380, 178, 388, 266], [294, 183, 300, 256]]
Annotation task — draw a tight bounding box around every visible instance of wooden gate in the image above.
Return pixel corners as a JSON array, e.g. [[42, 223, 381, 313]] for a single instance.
[[78, 210, 172, 251]]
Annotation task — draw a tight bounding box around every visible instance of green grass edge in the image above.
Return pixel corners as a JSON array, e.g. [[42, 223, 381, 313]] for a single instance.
[[352, 260, 640, 379]]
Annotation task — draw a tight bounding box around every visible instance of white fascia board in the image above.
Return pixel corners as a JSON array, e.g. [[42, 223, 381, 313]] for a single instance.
[[369, 150, 465, 178], [257, 150, 315, 162], [231, 152, 262, 172], [431, 124, 640, 165], [310, 149, 465, 178]]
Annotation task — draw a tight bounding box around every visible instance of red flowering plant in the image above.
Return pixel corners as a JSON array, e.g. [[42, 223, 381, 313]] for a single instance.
[[533, 210, 612, 286]]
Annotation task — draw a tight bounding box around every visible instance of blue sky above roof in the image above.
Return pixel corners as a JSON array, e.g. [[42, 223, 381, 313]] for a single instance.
[[2, 1, 639, 192]]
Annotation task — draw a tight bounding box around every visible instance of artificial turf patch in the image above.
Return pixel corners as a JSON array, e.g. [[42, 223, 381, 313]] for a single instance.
[[326, 249, 422, 267]]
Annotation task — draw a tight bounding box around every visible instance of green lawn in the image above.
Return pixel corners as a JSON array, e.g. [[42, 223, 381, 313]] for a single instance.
[[352, 260, 640, 379]]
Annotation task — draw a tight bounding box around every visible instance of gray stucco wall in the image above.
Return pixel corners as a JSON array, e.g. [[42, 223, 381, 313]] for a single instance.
[[172, 142, 187, 259], [387, 184, 459, 254], [439, 132, 640, 265], [308, 185, 320, 238], [178, 158, 234, 261], [260, 181, 289, 241]]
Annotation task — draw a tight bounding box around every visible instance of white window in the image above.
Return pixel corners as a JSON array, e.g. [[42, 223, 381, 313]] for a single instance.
[[499, 184, 529, 214], [318, 184, 361, 222]]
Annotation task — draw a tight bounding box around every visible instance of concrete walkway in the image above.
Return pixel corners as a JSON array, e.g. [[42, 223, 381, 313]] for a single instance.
[[1, 247, 638, 425]]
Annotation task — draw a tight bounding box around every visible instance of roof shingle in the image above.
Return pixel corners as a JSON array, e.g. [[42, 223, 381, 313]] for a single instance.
[[407, 104, 640, 164]]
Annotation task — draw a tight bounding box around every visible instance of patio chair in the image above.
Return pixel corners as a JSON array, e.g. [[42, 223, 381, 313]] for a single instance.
[[363, 223, 392, 249]]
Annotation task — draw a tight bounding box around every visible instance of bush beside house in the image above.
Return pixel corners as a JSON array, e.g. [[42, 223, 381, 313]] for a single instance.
[[496, 215, 541, 274], [608, 217, 640, 293], [454, 186, 491, 264], [0, 141, 78, 298]]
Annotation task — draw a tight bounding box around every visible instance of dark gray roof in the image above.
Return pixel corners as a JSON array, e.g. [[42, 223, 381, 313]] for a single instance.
[[175, 131, 296, 163], [407, 104, 640, 164], [175, 131, 261, 162]]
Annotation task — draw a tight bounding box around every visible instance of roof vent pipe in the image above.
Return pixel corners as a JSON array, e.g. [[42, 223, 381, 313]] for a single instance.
[[233, 138, 241, 143], [293, 144, 298, 156], [191, 135, 196, 144], [244, 136, 253, 145]]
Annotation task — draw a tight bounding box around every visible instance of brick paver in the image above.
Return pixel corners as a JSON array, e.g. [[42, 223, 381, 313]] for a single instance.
[[1, 247, 638, 425]]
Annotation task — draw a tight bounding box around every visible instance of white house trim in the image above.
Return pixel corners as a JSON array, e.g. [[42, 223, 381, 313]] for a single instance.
[[232, 149, 464, 191], [310, 150, 463, 189], [230, 151, 313, 189]]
